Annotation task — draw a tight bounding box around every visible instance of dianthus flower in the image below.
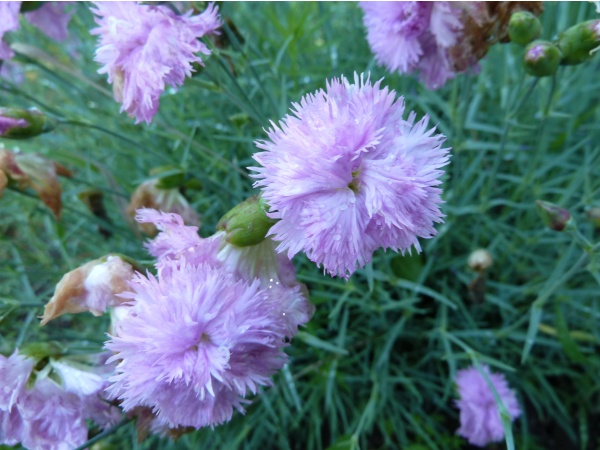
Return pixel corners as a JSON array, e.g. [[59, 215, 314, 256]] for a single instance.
[[252, 73, 450, 278], [136, 208, 313, 335], [455, 365, 521, 447], [0, 350, 120, 449], [0, 2, 21, 61], [106, 260, 290, 428], [25, 2, 74, 42], [91, 2, 221, 124], [360, 2, 463, 89]]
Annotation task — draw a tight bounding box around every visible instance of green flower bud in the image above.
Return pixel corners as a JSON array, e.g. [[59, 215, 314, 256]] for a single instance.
[[150, 165, 187, 189], [217, 195, 277, 247], [535, 200, 572, 232], [0, 108, 57, 139], [586, 208, 600, 228], [508, 11, 542, 46], [557, 20, 600, 66], [20, 342, 65, 361], [523, 41, 561, 77]]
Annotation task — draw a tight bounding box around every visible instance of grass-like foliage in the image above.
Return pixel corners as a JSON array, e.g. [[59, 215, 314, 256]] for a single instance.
[[1, 2, 600, 449]]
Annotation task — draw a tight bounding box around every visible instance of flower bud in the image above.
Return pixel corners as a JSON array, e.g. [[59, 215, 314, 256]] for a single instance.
[[586, 208, 600, 228], [40, 254, 137, 325], [20, 341, 65, 361], [535, 200, 572, 232], [0, 149, 72, 219], [557, 20, 600, 66], [217, 195, 277, 247], [468, 249, 493, 272], [0, 108, 57, 139], [523, 41, 561, 77], [508, 11, 542, 45], [127, 179, 200, 236]]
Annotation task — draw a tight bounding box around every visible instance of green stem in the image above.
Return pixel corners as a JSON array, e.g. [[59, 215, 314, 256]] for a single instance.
[[482, 77, 538, 205], [59, 119, 169, 162], [73, 417, 132, 450]]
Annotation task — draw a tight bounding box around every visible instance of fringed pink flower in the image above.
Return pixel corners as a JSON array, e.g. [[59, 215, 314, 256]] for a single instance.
[[252, 73, 450, 278], [91, 2, 221, 123]]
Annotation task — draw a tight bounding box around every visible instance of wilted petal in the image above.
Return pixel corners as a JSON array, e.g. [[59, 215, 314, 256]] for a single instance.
[[41, 255, 135, 325]]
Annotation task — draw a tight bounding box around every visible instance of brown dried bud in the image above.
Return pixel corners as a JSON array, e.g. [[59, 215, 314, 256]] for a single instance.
[[0, 149, 71, 219], [41, 255, 136, 325], [535, 200, 572, 232]]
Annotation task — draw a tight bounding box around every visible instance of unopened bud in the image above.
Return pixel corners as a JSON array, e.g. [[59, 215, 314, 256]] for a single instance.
[[41, 254, 137, 325], [524, 41, 561, 77], [20, 342, 64, 360], [468, 249, 493, 272], [0, 108, 57, 139], [586, 208, 600, 228], [557, 20, 600, 65], [535, 200, 572, 231], [508, 11, 542, 45], [127, 179, 200, 236], [217, 196, 277, 247]]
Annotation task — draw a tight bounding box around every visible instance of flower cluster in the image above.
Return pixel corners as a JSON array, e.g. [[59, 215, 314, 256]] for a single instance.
[[91, 2, 221, 124], [0, 350, 120, 449], [105, 209, 312, 429], [252, 73, 450, 278], [455, 365, 521, 447]]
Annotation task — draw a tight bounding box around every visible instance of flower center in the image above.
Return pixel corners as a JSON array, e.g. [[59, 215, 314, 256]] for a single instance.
[[348, 169, 361, 193]]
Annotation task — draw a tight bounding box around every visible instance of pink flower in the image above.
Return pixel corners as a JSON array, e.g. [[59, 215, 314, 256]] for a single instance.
[[106, 260, 290, 428], [0, 350, 120, 449], [24, 2, 74, 42], [0, 2, 21, 61], [359, 2, 464, 89], [252, 73, 450, 278], [455, 365, 521, 447], [91, 2, 221, 124]]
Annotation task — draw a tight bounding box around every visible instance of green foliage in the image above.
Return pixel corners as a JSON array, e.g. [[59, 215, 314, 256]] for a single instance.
[[2, 2, 600, 449]]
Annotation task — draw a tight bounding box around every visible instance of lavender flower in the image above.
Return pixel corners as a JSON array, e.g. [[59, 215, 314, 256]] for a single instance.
[[136, 208, 313, 335], [91, 2, 221, 124], [0, 350, 120, 449], [0, 351, 34, 412], [252, 73, 450, 278], [106, 260, 290, 428], [455, 365, 521, 447], [25, 2, 74, 42], [0, 2, 21, 61], [360, 2, 463, 89]]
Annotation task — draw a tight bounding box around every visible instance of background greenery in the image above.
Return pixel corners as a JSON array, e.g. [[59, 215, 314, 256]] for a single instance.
[[1, 2, 600, 449]]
